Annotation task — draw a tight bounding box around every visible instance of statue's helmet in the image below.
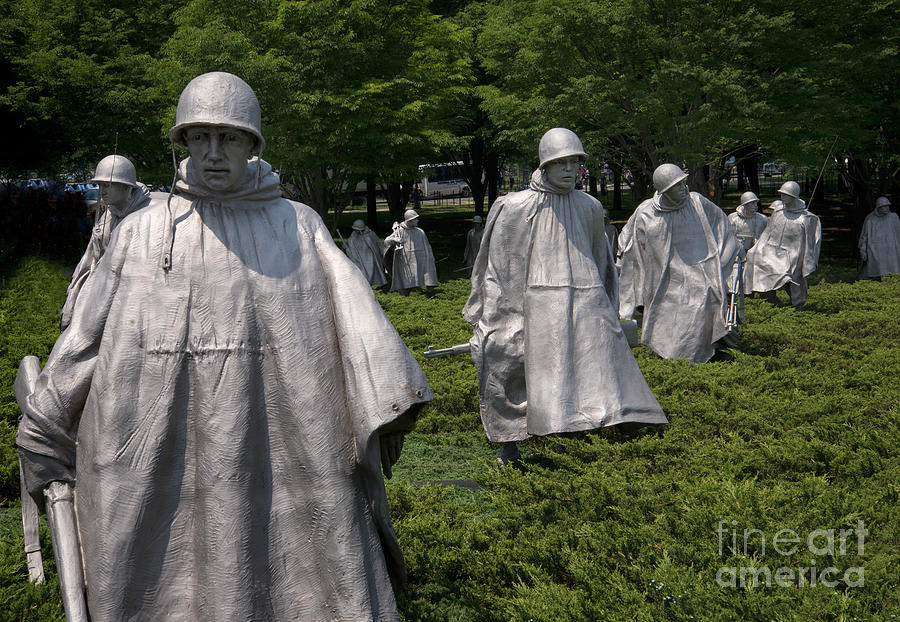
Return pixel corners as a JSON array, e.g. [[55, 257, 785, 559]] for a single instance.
[[91, 155, 138, 187], [473, 215, 483, 223], [403, 209, 420, 222], [538, 128, 588, 169], [778, 180, 801, 199], [652, 163, 688, 193], [352, 219, 366, 231], [168, 72, 265, 153], [739, 191, 760, 207], [875, 196, 891, 209]]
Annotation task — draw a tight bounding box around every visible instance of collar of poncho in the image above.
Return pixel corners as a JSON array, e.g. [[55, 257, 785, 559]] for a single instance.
[[106, 182, 151, 219], [529, 168, 574, 196], [526, 169, 577, 221], [174, 157, 282, 208], [651, 191, 690, 212], [783, 198, 807, 213], [736, 204, 758, 219]]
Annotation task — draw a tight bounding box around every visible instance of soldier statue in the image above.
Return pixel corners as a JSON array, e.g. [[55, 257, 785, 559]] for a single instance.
[[16, 71, 431, 621], [464, 128, 667, 466]]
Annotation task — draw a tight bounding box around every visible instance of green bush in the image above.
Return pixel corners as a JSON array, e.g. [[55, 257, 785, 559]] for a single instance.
[[1, 217, 898, 620]]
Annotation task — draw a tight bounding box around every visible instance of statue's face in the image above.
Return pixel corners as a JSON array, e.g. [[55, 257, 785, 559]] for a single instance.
[[662, 181, 689, 204], [543, 156, 580, 192], [98, 181, 132, 208], [877, 203, 890, 215], [184, 125, 255, 191], [406, 218, 418, 228], [742, 201, 758, 215], [779, 192, 794, 206]]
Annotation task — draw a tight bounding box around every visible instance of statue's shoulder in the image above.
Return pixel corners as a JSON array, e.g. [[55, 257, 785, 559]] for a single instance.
[[633, 198, 656, 218]]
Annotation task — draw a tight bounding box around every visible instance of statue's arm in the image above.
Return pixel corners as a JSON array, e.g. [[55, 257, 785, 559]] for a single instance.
[[17, 225, 129, 505]]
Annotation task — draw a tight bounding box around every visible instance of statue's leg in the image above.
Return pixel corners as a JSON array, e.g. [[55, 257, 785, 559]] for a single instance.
[[497, 442, 522, 467], [789, 278, 808, 310]]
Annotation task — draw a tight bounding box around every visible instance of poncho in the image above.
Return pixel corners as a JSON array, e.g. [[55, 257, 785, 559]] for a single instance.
[[618, 191, 741, 363], [463, 223, 484, 268], [745, 199, 821, 294], [59, 183, 152, 330], [462, 170, 667, 443], [728, 206, 768, 250], [17, 157, 432, 621], [383, 223, 438, 291], [858, 209, 900, 278], [346, 227, 388, 287]]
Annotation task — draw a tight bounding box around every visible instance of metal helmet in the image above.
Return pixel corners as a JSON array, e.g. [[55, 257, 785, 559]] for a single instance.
[[652, 163, 688, 193], [91, 155, 138, 187], [169, 72, 265, 153], [875, 196, 891, 209], [739, 191, 760, 207], [778, 180, 801, 199], [403, 209, 420, 222], [473, 215, 483, 223], [538, 128, 588, 169], [352, 219, 366, 231]]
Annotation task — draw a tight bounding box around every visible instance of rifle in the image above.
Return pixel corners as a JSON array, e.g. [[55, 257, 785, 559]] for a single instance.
[[336, 229, 348, 251], [725, 254, 745, 330], [14, 357, 43, 585], [424, 319, 640, 357], [15, 356, 89, 622]]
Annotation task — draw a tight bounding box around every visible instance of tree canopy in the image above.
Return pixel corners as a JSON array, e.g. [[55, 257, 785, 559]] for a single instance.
[[0, 0, 896, 213]]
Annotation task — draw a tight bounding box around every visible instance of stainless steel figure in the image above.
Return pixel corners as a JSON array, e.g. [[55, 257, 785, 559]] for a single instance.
[[744, 181, 821, 309], [464, 128, 667, 452], [346, 219, 389, 287], [383, 210, 439, 293], [618, 163, 742, 362], [858, 196, 900, 278], [59, 155, 152, 331], [17, 71, 431, 622]]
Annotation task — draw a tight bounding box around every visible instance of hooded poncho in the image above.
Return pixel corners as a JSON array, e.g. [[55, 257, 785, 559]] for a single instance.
[[383, 222, 438, 291], [744, 198, 821, 294], [346, 227, 388, 287], [728, 205, 768, 250], [463, 222, 484, 268], [462, 170, 667, 443], [858, 209, 900, 278], [18, 157, 432, 621], [618, 191, 741, 363], [59, 182, 152, 330]]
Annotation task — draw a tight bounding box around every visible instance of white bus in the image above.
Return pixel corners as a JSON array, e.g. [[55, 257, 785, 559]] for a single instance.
[[419, 162, 470, 198]]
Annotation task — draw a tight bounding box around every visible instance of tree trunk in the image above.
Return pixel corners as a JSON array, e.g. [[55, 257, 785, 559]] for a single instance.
[[612, 166, 622, 211], [484, 151, 499, 214], [385, 182, 408, 224], [842, 155, 876, 239], [589, 173, 598, 198], [366, 178, 378, 232]]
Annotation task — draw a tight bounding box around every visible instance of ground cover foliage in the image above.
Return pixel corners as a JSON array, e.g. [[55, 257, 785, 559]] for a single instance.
[[0, 206, 897, 620]]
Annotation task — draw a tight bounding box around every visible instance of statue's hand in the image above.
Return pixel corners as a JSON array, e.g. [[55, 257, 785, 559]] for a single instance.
[[379, 431, 405, 479]]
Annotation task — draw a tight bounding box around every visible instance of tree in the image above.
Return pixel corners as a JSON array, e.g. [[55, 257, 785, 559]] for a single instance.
[[477, 0, 792, 203], [0, 0, 179, 182]]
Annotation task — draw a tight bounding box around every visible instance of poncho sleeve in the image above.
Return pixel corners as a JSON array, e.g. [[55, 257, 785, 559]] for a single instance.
[[616, 210, 645, 320], [310, 211, 432, 442], [858, 215, 871, 259], [17, 221, 132, 497], [803, 214, 822, 277]]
